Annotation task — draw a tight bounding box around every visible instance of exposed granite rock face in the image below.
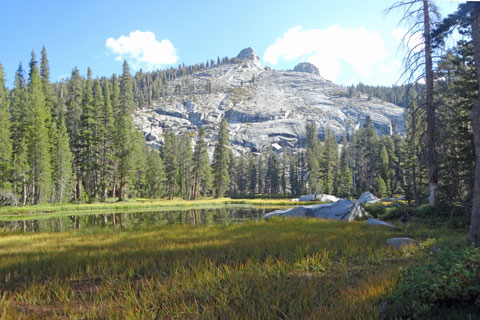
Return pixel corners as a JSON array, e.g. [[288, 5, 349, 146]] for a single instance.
[[263, 199, 368, 221], [293, 62, 320, 75], [133, 47, 406, 155], [358, 192, 380, 204], [237, 47, 259, 61]]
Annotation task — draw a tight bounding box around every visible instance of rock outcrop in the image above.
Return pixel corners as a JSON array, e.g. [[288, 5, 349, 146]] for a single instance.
[[263, 199, 368, 221], [358, 192, 380, 204], [293, 62, 320, 75], [299, 194, 340, 202], [237, 47, 259, 61], [133, 47, 406, 155], [386, 238, 420, 250]]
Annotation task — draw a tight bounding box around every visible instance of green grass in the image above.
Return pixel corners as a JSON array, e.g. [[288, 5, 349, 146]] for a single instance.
[[0, 217, 465, 319]]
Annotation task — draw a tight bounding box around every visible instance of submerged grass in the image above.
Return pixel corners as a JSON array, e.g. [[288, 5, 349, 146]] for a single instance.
[[0, 217, 464, 319]]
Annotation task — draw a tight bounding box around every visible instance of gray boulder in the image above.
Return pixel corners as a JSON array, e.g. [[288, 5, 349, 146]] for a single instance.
[[386, 238, 420, 250], [358, 191, 379, 204], [0, 190, 19, 206], [299, 194, 340, 202], [293, 62, 320, 75], [365, 218, 397, 228], [264, 199, 368, 221]]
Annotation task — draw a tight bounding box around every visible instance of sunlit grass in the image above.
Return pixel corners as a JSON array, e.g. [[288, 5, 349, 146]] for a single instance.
[[0, 217, 464, 319]]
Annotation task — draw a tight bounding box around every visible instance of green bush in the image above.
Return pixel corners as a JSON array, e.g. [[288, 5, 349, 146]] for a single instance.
[[363, 203, 386, 218], [384, 242, 480, 319], [380, 205, 412, 220], [414, 204, 450, 218]]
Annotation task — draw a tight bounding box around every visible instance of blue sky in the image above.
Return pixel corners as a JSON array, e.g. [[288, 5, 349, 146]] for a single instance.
[[1, 0, 461, 88]]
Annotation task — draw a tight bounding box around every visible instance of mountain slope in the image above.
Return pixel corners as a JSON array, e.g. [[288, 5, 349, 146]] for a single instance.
[[133, 47, 405, 153]]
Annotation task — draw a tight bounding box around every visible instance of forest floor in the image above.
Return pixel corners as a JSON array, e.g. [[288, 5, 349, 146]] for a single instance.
[[0, 216, 466, 319]]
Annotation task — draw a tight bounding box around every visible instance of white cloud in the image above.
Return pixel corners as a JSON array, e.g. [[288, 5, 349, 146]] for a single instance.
[[105, 30, 178, 70], [263, 25, 389, 82]]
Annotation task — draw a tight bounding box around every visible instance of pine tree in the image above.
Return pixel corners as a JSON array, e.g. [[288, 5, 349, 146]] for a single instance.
[[236, 153, 248, 195], [227, 149, 237, 195], [379, 144, 390, 195], [322, 128, 339, 194], [247, 152, 257, 195], [375, 176, 387, 198], [40, 46, 56, 120], [50, 112, 74, 202], [212, 118, 230, 198], [305, 123, 322, 194], [79, 69, 97, 200], [116, 61, 136, 200], [266, 151, 280, 194], [0, 63, 12, 190], [66, 67, 83, 200], [192, 128, 211, 199], [177, 133, 194, 199], [98, 78, 115, 201], [162, 130, 178, 199], [145, 149, 166, 198], [10, 64, 29, 203], [289, 152, 298, 195], [338, 135, 353, 197], [26, 60, 52, 204]]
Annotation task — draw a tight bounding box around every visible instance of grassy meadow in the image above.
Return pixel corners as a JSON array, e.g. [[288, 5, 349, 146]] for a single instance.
[[0, 215, 465, 319]]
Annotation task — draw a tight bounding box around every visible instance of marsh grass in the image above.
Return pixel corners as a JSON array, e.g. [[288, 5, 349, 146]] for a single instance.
[[0, 217, 464, 319]]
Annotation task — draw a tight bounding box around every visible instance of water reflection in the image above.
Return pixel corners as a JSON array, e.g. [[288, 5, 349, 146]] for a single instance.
[[0, 207, 275, 233]]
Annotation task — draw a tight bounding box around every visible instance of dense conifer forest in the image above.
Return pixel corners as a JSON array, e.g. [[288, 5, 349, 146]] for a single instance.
[[0, 39, 475, 211]]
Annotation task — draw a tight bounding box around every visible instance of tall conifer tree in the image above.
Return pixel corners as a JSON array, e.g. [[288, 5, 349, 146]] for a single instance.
[[212, 118, 230, 198], [26, 59, 52, 203], [0, 63, 12, 190]]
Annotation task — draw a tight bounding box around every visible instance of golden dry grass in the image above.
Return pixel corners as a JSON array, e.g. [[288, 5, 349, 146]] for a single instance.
[[0, 217, 460, 319]]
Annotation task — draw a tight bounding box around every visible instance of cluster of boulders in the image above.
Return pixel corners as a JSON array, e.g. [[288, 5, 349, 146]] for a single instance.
[[264, 191, 419, 251], [265, 191, 385, 222], [264, 199, 368, 221]]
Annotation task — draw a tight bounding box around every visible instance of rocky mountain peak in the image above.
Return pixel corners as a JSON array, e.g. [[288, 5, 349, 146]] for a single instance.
[[237, 47, 259, 61], [133, 48, 406, 156], [293, 62, 320, 75]]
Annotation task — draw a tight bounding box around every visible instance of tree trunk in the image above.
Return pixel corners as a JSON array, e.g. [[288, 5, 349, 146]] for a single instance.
[[111, 176, 116, 198], [423, 0, 439, 206], [76, 178, 82, 201], [469, 4, 480, 247], [192, 177, 199, 200], [118, 178, 126, 201], [216, 180, 221, 199]]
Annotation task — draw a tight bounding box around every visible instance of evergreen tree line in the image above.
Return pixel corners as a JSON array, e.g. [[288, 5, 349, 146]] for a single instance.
[[0, 48, 167, 204], [346, 83, 424, 108], [0, 38, 478, 209], [132, 55, 238, 108]]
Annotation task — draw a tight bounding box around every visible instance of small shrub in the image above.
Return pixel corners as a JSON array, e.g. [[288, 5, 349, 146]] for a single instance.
[[380, 205, 412, 220], [384, 242, 480, 318], [414, 204, 450, 219], [363, 203, 386, 218]]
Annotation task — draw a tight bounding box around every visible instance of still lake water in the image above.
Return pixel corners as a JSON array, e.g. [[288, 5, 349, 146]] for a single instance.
[[0, 205, 287, 233]]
